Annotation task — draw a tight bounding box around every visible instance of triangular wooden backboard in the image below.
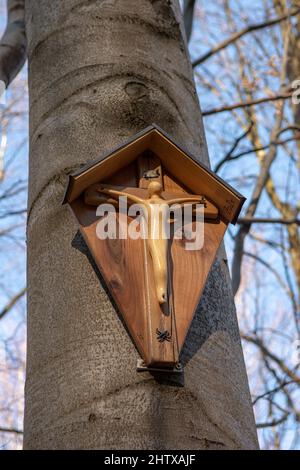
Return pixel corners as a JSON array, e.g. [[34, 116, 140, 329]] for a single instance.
[[64, 125, 245, 371]]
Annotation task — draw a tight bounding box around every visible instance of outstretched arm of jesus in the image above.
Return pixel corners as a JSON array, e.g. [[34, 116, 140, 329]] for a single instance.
[[97, 187, 145, 206], [84, 185, 119, 206], [166, 195, 205, 206]]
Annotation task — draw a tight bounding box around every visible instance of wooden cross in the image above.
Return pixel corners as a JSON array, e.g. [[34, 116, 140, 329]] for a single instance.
[[84, 181, 218, 369]]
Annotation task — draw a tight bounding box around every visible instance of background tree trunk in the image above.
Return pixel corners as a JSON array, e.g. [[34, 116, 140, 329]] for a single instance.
[[24, 0, 258, 449]]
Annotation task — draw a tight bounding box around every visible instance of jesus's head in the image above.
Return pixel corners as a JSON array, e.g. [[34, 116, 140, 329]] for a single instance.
[[147, 181, 163, 198]]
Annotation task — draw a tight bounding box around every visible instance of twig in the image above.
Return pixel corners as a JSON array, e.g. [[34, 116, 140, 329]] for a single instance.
[[237, 217, 300, 226], [0, 427, 23, 435], [202, 91, 292, 116], [242, 334, 300, 385], [214, 121, 253, 172], [253, 380, 295, 405], [192, 7, 300, 67], [214, 135, 300, 172], [0, 287, 26, 320], [0, 208, 27, 218], [256, 412, 289, 428], [243, 251, 290, 296]]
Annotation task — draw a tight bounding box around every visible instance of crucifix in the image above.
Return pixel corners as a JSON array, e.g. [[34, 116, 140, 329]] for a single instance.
[[63, 124, 245, 372], [84, 178, 214, 371]]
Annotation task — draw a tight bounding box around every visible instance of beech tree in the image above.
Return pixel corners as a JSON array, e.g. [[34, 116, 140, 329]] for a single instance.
[[1, 0, 259, 449]]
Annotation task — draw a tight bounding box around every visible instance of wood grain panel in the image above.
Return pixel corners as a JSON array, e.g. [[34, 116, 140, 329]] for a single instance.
[[163, 173, 226, 355]]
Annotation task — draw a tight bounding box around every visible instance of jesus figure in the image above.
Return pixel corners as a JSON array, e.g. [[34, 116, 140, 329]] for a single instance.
[[85, 181, 205, 305]]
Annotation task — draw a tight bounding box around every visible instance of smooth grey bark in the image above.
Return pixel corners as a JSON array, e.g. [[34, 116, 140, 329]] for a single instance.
[[24, 0, 259, 449]]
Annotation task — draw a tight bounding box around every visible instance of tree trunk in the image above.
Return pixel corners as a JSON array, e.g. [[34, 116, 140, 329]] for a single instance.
[[24, 0, 258, 450]]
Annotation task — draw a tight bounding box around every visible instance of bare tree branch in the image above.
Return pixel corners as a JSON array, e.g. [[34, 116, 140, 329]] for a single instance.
[[243, 251, 291, 296], [0, 426, 23, 434], [0, 287, 26, 320], [237, 217, 300, 225], [192, 7, 300, 67], [0, 208, 27, 218], [253, 380, 295, 405], [202, 90, 292, 116], [0, 0, 26, 89], [256, 412, 289, 428], [214, 134, 299, 172], [242, 334, 300, 384], [214, 121, 254, 172], [230, 21, 291, 295], [231, 110, 285, 295]]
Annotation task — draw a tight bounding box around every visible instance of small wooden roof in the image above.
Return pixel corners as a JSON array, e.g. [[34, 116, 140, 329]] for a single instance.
[[63, 124, 245, 224]]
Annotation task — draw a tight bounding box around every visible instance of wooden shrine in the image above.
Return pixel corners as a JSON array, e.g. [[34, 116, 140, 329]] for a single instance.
[[63, 124, 245, 372]]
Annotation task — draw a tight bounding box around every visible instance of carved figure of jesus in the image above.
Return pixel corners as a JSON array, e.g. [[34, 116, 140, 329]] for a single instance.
[[85, 181, 205, 305]]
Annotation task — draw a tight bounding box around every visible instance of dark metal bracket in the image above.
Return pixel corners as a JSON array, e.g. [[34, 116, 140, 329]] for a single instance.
[[136, 359, 183, 374]]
